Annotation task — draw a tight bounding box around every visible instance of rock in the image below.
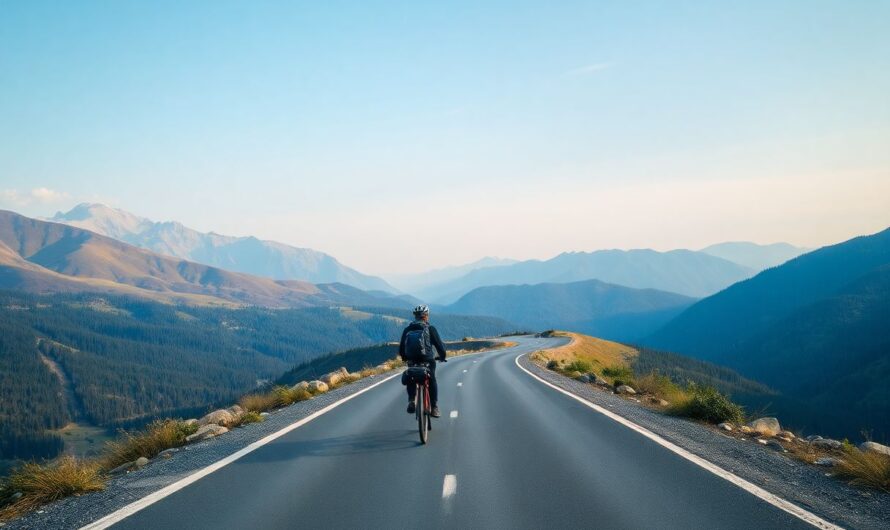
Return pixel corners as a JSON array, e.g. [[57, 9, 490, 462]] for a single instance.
[[183, 418, 198, 427], [227, 405, 244, 417], [307, 380, 329, 393], [814, 457, 840, 467], [108, 461, 136, 475], [291, 381, 310, 392], [567, 371, 583, 379], [805, 435, 823, 442], [718, 422, 734, 432], [859, 441, 890, 457], [576, 374, 591, 383], [198, 409, 236, 427], [134, 456, 149, 468], [615, 385, 636, 395], [158, 448, 178, 459], [594, 376, 609, 386], [186, 424, 229, 443], [765, 440, 786, 452], [811, 438, 843, 450], [747, 417, 781, 437], [657, 399, 669, 406], [321, 367, 350, 386], [778, 431, 795, 440], [11, 492, 23, 500], [739, 425, 755, 435], [757, 438, 768, 445], [260, 412, 270, 417]]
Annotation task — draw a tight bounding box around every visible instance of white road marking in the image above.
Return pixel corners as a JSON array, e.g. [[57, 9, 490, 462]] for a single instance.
[[462, 369, 468, 373], [513, 354, 840, 530], [457, 382, 463, 387], [473, 360, 477, 363], [442, 474, 457, 498], [450, 410, 459, 418], [79, 371, 403, 530]]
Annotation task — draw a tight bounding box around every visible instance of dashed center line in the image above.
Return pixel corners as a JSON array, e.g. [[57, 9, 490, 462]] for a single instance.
[[457, 382, 463, 387], [442, 474, 457, 498], [450, 410, 459, 418], [462, 369, 468, 373]]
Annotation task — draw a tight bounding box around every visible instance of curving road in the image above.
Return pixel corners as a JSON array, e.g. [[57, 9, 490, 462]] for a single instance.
[[103, 336, 819, 529]]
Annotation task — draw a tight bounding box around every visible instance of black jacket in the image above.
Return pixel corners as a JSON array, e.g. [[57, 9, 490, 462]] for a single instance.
[[399, 321, 447, 361]]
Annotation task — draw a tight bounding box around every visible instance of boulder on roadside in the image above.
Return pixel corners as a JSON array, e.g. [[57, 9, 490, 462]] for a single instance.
[[227, 405, 244, 417], [321, 367, 350, 386], [859, 441, 890, 457], [777, 431, 795, 440], [186, 424, 228, 443], [308, 380, 329, 393], [811, 438, 843, 450], [615, 385, 636, 395], [134, 457, 149, 468], [198, 409, 236, 427], [567, 371, 583, 379], [576, 374, 591, 383], [765, 439, 786, 452], [747, 417, 781, 437], [739, 426, 755, 435], [718, 422, 734, 432], [108, 460, 136, 475], [593, 375, 609, 386], [291, 381, 310, 392]]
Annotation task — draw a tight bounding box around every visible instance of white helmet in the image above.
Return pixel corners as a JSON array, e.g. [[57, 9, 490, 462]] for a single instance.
[[413, 304, 430, 316]]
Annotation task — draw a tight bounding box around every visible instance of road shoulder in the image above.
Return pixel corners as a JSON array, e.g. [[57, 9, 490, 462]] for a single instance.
[[517, 353, 890, 530]]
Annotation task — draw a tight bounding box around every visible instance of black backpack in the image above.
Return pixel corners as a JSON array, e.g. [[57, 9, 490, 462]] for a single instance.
[[403, 322, 434, 362]]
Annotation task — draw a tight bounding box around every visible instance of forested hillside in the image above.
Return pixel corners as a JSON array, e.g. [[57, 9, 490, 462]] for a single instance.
[[0, 291, 515, 460], [445, 279, 694, 342], [646, 227, 890, 440]]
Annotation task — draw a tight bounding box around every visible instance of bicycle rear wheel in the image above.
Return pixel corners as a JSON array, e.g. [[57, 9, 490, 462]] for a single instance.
[[417, 384, 428, 444]]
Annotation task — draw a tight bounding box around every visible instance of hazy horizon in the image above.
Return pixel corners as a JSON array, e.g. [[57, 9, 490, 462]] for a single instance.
[[2, 1, 889, 274]]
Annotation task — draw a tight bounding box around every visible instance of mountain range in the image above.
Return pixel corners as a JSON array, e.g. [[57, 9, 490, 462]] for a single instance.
[[49, 203, 396, 293], [444, 279, 695, 342], [646, 227, 890, 439], [384, 256, 518, 294], [699, 241, 809, 271], [0, 210, 410, 309], [417, 249, 757, 303]]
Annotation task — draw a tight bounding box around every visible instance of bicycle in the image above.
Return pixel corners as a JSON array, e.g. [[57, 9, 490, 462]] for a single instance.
[[406, 364, 433, 443]]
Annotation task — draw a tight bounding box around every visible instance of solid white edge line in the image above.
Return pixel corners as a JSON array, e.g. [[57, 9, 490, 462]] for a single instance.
[[442, 474, 457, 498], [513, 353, 842, 530], [79, 371, 403, 530]]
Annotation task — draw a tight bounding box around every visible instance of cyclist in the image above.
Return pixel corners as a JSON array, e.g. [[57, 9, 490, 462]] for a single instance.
[[399, 305, 447, 417]]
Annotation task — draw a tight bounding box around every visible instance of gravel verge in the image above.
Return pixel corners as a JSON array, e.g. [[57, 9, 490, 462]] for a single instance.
[[518, 354, 890, 530], [3, 371, 400, 530]]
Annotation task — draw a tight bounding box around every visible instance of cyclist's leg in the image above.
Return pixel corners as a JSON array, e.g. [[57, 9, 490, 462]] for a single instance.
[[428, 361, 438, 407]]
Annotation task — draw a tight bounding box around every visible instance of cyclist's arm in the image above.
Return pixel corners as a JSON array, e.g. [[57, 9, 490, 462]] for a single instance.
[[398, 328, 408, 359], [430, 326, 447, 361]]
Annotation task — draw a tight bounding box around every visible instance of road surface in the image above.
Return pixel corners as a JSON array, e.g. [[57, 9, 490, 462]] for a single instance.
[[105, 336, 817, 529]]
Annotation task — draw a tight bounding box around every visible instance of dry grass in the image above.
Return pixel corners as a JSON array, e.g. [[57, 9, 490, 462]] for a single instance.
[[634, 373, 688, 404], [836, 449, 890, 492], [0, 457, 104, 522], [533, 332, 637, 374], [100, 419, 198, 471], [274, 386, 313, 406], [239, 392, 280, 413], [232, 411, 265, 427]]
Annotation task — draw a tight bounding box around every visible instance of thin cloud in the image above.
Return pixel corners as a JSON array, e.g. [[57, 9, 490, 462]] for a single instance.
[[564, 62, 613, 77], [0, 187, 70, 208]]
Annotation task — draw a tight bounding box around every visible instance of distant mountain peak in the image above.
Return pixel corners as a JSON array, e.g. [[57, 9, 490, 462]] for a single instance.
[[47, 204, 397, 293]]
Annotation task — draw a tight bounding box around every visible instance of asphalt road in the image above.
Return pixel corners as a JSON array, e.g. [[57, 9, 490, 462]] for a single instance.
[[108, 336, 817, 530]]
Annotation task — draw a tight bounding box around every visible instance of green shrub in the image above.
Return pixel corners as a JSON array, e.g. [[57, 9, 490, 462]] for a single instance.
[[564, 359, 593, 374], [233, 411, 264, 427], [669, 383, 744, 424], [602, 365, 633, 380], [546, 360, 560, 370]]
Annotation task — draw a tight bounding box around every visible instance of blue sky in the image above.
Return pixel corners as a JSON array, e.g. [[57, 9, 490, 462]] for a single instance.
[[1, 1, 889, 273]]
